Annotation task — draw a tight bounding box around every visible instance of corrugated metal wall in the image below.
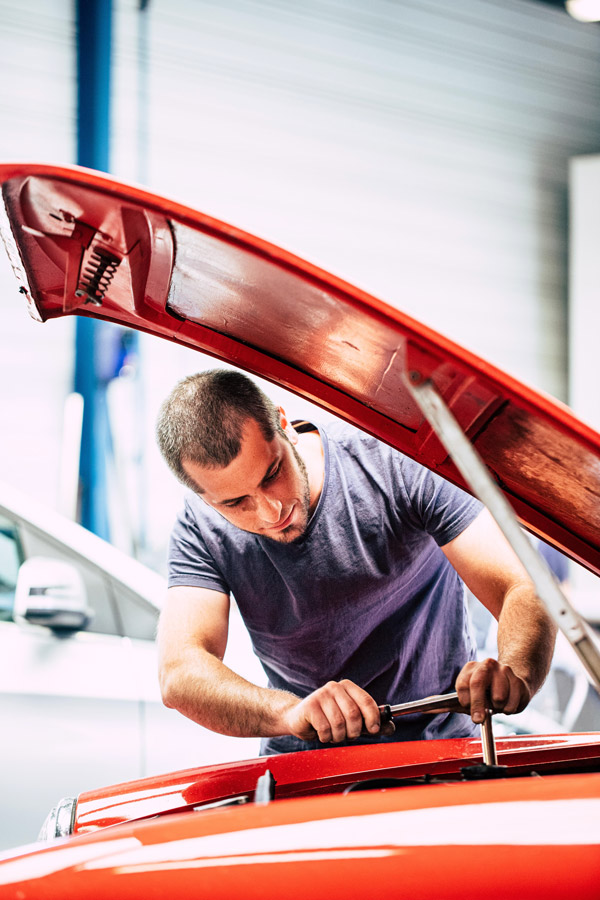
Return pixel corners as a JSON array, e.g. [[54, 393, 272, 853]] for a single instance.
[[112, 0, 600, 406]]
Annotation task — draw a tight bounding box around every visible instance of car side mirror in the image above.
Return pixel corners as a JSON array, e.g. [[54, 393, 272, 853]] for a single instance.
[[14, 557, 95, 632]]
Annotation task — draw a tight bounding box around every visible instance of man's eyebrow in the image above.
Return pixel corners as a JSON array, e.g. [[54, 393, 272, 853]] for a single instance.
[[216, 455, 280, 507]]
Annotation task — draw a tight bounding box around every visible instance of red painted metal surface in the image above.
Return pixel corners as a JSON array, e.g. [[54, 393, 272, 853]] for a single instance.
[[2, 163, 600, 573], [1, 773, 599, 899], [73, 733, 600, 833]]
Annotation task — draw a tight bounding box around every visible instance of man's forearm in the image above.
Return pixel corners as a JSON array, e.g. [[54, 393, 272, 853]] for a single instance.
[[160, 648, 299, 738], [496, 579, 557, 696]]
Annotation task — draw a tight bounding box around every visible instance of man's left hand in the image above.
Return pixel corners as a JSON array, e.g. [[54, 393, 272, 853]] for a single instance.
[[455, 658, 532, 724]]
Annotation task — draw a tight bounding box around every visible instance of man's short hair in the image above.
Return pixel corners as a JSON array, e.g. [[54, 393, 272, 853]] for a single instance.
[[156, 369, 284, 490]]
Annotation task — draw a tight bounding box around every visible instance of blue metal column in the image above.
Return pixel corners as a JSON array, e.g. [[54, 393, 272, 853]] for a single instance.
[[75, 0, 113, 538]]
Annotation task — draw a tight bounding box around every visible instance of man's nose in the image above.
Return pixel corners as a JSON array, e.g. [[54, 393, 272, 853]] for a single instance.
[[256, 492, 282, 523]]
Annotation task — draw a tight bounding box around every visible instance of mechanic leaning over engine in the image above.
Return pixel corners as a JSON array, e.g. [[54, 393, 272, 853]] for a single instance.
[[155, 369, 557, 755]]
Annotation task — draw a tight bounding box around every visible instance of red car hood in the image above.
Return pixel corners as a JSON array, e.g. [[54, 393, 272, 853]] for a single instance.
[[71, 732, 600, 833], [0, 743, 599, 899], [1, 162, 600, 574]]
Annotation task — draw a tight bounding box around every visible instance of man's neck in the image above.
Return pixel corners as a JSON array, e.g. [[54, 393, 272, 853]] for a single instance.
[[296, 429, 324, 515]]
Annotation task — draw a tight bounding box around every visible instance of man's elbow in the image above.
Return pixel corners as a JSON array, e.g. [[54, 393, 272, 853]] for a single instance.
[[158, 664, 182, 711]]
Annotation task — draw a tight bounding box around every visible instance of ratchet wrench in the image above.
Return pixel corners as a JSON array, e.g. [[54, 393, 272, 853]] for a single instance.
[[377, 690, 498, 766]]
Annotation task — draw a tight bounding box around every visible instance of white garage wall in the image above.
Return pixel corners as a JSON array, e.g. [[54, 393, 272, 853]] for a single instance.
[[0, 0, 74, 510], [569, 153, 600, 431], [113, 0, 600, 397], [567, 152, 600, 618]]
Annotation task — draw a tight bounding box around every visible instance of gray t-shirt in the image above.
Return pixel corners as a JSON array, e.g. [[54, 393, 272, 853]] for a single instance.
[[168, 421, 483, 753]]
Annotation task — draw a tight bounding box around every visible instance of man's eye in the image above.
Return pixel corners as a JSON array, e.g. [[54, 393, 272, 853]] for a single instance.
[[223, 499, 242, 509], [265, 463, 281, 483]]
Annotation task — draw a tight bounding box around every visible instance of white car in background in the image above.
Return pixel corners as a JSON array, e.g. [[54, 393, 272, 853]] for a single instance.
[[0, 481, 259, 851]]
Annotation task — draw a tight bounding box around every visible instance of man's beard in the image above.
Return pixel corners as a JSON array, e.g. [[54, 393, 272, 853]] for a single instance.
[[262, 443, 312, 544]]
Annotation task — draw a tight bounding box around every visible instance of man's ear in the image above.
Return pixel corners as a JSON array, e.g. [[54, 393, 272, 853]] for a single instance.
[[279, 407, 298, 443]]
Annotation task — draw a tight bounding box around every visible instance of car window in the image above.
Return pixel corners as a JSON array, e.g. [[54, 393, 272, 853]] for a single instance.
[[110, 582, 159, 642], [17, 523, 121, 636], [0, 514, 23, 621]]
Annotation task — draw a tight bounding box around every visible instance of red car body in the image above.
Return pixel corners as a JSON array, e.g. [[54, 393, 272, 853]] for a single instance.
[[0, 163, 599, 899], [0, 736, 599, 898]]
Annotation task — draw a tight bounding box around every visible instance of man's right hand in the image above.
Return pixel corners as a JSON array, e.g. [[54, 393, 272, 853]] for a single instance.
[[281, 679, 395, 743], [160, 589, 395, 744]]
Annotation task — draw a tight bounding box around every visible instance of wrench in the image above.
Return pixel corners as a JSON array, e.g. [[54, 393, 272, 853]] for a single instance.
[[377, 690, 498, 766]]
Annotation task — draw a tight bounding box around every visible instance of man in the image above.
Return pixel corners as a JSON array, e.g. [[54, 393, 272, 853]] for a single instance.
[[156, 369, 556, 754]]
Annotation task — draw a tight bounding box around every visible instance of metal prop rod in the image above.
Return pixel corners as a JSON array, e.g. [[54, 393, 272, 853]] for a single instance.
[[406, 376, 600, 693]]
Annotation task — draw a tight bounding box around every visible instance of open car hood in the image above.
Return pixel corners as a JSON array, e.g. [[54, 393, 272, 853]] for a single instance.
[[1, 162, 600, 576], [2, 737, 600, 900]]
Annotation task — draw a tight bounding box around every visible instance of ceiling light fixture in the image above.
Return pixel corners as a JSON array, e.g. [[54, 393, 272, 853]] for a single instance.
[[566, 0, 600, 22]]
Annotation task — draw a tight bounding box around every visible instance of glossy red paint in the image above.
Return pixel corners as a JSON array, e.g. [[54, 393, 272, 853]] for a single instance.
[[1, 163, 600, 573], [1, 774, 599, 899], [73, 733, 600, 833]]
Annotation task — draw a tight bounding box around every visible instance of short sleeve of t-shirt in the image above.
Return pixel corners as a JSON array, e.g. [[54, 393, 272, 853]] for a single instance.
[[395, 453, 483, 547], [168, 499, 231, 594]]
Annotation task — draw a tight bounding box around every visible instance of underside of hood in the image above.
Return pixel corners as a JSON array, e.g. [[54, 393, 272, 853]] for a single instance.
[[1, 163, 600, 575]]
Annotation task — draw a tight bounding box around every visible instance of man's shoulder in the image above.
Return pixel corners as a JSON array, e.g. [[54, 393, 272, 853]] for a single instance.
[[318, 421, 415, 507], [322, 419, 408, 475], [322, 419, 391, 455], [321, 420, 478, 514]]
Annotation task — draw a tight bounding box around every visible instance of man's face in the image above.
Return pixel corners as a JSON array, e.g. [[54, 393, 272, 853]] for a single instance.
[[182, 415, 312, 543]]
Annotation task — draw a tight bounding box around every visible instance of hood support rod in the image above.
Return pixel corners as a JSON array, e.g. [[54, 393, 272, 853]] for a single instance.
[[404, 375, 600, 694]]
